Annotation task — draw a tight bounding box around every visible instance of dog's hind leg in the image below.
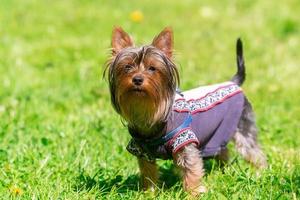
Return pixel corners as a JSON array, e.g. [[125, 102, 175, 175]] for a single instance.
[[232, 97, 267, 169], [215, 147, 229, 168]]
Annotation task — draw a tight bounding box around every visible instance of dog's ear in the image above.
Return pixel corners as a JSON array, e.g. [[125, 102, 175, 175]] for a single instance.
[[112, 27, 134, 56], [152, 27, 173, 58]]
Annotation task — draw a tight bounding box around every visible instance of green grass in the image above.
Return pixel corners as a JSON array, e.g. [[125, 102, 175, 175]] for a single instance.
[[0, 0, 299, 199]]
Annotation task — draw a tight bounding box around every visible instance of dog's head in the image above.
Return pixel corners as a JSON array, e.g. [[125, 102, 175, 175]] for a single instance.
[[105, 27, 179, 128]]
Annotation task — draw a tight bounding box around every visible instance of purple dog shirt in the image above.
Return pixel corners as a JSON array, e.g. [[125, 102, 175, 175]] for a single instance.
[[127, 82, 245, 161]]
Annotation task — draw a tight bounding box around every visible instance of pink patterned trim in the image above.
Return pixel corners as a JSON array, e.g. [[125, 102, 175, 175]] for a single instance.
[[173, 84, 242, 114], [167, 127, 191, 146], [167, 128, 199, 154], [172, 139, 199, 155]]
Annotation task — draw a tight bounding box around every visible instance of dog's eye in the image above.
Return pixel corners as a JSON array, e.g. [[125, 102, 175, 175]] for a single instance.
[[148, 66, 156, 72], [124, 64, 133, 71]]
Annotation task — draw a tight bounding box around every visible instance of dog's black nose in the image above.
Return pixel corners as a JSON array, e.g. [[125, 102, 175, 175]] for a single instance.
[[132, 75, 144, 86]]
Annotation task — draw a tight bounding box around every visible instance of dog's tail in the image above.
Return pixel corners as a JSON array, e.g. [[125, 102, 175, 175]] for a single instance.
[[231, 38, 246, 86]]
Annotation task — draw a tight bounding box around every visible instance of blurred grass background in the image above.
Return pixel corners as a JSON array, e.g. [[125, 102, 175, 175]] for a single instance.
[[0, 0, 299, 199]]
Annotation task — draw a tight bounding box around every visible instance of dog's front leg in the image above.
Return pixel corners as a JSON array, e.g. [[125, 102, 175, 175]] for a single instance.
[[137, 158, 158, 191], [174, 143, 206, 196]]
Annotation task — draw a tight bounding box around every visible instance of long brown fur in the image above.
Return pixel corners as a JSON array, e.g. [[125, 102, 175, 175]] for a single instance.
[[104, 27, 179, 136], [174, 143, 206, 195], [137, 158, 158, 191]]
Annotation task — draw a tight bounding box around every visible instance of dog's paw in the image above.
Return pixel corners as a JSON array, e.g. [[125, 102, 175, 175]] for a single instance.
[[198, 185, 207, 193], [190, 185, 207, 197]]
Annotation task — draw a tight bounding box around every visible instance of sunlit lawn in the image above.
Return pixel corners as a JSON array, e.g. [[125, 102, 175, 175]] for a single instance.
[[0, 0, 299, 199]]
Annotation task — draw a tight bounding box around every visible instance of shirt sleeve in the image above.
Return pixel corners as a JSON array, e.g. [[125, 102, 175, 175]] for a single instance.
[[167, 128, 199, 155]]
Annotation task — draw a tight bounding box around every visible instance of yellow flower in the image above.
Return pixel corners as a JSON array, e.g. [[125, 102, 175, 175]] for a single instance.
[[200, 6, 215, 19], [10, 186, 23, 196], [130, 10, 144, 23]]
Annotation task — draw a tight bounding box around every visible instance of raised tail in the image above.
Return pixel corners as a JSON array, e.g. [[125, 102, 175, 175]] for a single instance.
[[231, 38, 246, 86]]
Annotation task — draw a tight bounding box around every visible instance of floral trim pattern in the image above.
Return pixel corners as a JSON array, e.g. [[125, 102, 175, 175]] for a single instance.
[[170, 129, 199, 154], [173, 84, 242, 114]]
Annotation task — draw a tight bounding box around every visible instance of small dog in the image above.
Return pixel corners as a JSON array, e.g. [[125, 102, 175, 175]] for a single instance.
[[104, 27, 267, 195]]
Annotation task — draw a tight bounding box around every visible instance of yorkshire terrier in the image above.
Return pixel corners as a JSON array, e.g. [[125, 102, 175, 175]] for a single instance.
[[104, 27, 267, 195]]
